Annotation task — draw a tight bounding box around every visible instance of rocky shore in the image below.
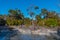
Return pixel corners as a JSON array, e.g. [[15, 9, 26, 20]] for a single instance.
[[0, 26, 59, 40], [9, 26, 57, 40]]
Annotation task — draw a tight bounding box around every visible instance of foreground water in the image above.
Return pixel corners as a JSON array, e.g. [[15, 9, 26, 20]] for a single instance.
[[0, 33, 55, 40], [0, 28, 56, 40]]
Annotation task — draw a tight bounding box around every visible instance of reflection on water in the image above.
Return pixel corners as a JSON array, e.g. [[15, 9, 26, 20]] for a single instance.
[[20, 34, 46, 40], [18, 34, 55, 40], [0, 30, 56, 40]]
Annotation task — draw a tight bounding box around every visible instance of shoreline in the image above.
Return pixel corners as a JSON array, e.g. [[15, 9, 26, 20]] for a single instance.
[[0, 26, 59, 40]]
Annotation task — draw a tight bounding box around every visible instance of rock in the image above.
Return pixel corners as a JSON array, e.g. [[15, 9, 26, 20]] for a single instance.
[[57, 27, 60, 36]]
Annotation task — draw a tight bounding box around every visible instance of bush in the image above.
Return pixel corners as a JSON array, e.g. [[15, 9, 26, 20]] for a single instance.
[[57, 19, 60, 26], [45, 18, 58, 28], [37, 20, 44, 26], [17, 20, 23, 25], [0, 19, 6, 26], [6, 18, 14, 26], [24, 18, 31, 27], [6, 17, 23, 26]]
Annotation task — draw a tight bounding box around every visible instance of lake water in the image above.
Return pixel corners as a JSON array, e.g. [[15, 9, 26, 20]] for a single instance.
[[0, 30, 55, 40]]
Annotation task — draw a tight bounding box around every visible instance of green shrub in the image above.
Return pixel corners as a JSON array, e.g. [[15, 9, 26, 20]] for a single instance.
[[37, 20, 44, 26], [6, 17, 23, 26], [45, 18, 58, 28]]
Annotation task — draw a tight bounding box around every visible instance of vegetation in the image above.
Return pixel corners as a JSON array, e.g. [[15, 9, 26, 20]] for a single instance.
[[0, 6, 60, 28]]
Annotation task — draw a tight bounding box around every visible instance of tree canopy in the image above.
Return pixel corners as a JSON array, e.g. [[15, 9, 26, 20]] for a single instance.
[[0, 6, 60, 28]]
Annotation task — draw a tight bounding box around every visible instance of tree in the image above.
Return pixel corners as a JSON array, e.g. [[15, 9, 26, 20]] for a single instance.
[[47, 11, 59, 19], [35, 14, 41, 25], [27, 5, 39, 25], [34, 6, 39, 10], [0, 15, 6, 26], [0, 18, 6, 26], [36, 15, 41, 20], [6, 9, 24, 26], [41, 8, 48, 19], [8, 9, 24, 20]]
